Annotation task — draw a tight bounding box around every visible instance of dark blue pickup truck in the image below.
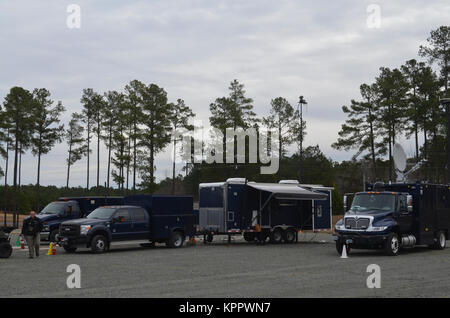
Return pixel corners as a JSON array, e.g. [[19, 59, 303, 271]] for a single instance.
[[38, 197, 124, 242], [58, 195, 196, 253]]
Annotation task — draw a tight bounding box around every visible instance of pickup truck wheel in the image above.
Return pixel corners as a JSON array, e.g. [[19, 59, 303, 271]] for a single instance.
[[283, 228, 296, 244], [63, 246, 77, 253], [204, 233, 213, 243], [433, 231, 446, 250], [243, 232, 255, 242], [0, 242, 12, 258], [385, 233, 400, 256], [167, 231, 184, 248], [91, 235, 108, 254], [49, 229, 60, 243], [270, 228, 283, 244], [336, 242, 350, 255]]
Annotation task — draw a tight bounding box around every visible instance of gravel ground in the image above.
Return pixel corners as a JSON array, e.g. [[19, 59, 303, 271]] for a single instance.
[[1, 234, 450, 298]]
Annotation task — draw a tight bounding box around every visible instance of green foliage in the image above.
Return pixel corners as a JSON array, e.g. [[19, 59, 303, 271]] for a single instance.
[[139, 83, 173, 192], [65, 112, 87, 188]]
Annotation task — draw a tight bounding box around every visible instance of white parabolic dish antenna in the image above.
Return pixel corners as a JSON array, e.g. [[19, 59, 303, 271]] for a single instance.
[[393, 143, 407, 172]]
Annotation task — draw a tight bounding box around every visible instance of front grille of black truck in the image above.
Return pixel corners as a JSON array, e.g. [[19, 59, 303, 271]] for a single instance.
[[59, 224, 80, 237], [345, 217, 370, 230]]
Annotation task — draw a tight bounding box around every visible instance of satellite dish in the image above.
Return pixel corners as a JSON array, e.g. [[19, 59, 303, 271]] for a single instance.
[[393, 143, 407, 172]]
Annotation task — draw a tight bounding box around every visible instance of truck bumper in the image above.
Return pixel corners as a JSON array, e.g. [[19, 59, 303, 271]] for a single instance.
[[333, 232, 388, 248], [59, 236, 89, 248]]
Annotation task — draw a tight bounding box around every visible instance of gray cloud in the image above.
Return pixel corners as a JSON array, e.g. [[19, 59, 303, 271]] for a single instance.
[[0, 0, 449, 186]]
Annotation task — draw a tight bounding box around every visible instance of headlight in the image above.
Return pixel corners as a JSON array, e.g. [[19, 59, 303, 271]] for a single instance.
[[335, 219, 344, 231], [369, 226, 388, 232], [43, 225, 50, 232], [80, 225, 91, 235]]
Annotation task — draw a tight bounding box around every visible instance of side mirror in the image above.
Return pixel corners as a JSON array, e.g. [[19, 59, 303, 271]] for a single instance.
[[343, 195, 347, 212], [407, 195, 413, 213]]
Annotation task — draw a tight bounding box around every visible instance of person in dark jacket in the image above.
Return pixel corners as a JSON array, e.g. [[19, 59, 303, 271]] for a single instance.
[[21, 211, 43, 258]]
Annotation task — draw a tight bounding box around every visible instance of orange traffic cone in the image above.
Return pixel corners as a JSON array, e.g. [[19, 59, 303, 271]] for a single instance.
[[52, 243, 56, 255], [20, 236, 25, 249]]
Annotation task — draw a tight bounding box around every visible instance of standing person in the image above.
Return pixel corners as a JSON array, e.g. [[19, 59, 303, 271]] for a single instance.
[[21, 211, 43, 259]]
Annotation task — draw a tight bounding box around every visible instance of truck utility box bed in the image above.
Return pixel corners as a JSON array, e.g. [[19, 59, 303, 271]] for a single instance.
[[123, 195, 196, 241]]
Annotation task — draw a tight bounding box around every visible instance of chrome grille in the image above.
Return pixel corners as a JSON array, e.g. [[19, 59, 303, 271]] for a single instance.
[[345, 217, 370, 230], [59, 224, 80, 237]]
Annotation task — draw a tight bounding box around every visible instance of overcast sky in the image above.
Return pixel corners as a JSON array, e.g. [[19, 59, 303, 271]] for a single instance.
[[0, 0, 449, 187]]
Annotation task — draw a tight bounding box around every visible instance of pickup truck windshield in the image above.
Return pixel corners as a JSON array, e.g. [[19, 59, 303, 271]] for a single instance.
[[40, 202, 66, 215], [350, 194, 396, 213], [87, 208, 116, 220]]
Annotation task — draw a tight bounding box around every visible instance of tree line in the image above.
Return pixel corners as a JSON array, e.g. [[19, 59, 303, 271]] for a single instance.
[[0, 26, 448, 219], [0, 78, 308, 217], [333, 26, 449, 183]]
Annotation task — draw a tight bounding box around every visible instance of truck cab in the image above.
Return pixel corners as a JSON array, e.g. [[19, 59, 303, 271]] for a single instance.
[[334, 184, 449, 256], [38, 201, 81, 242], [38, 196, 124, 242]]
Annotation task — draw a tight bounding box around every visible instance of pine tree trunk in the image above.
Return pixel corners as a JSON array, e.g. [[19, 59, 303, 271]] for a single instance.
[[172, 137, 176, 195], [67, 135, 72, 189], [97, 121, 100, 188], [87, 124, 90, 193], [107, 126, 112, 193], [36, 150, 41, 212], [13, 133, 19, 227]]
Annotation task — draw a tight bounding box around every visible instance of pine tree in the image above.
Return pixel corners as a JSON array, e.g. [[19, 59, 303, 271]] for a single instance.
[[139, 83, 173, 193], [65, 113, 87, 188], [169, 99, 194, 194], [80, 88, 99, 192], [263, 97, 301, 178], [374, 67, 408, 180], [31, 88, 65, 211], [419, 26, 450, 180], [124, 80, 145, 193], [2, 87, 34, 225], [333, 83, 385, 179], [209, 79, 259, 163]]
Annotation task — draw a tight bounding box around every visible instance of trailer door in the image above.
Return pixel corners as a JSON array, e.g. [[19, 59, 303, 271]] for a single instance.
[[312, 190, 332, 231]]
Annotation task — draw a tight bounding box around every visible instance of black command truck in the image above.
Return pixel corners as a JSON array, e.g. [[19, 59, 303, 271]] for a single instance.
[[333, 182, 450, 256], [58, 195, 196, 253]]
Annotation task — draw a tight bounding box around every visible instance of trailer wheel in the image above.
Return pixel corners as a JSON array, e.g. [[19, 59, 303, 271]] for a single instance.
[[0, 242, 12, 258], [335, 242, 350, 255], [283, 228, 296, 244], [90, 235, 108, 254], [63, 246, 77, 253], [384, 233, 400, 256], [270, 228, 283, 244], [432, 231, 446, 250], [167, 231, 184, 248]]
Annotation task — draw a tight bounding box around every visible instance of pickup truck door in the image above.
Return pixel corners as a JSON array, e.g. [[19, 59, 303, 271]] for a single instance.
[[131, 208, 150, 240], [111, 209, 133, 240]]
